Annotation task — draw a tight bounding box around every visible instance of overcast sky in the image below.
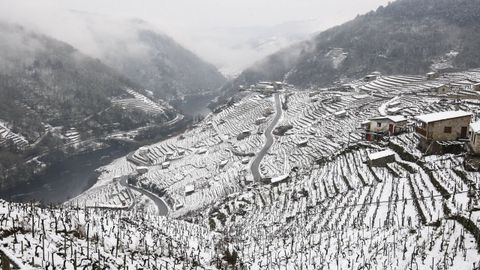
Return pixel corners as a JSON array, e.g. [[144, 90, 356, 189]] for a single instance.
[[0, 0, 391, 75]]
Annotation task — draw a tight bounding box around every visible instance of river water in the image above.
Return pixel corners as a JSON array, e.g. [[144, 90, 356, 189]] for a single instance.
[[0, 143, 132, 204], [0, 100, 213, 205]]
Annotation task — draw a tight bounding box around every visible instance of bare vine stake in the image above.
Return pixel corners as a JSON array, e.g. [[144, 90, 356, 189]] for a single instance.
[[87, 223, 90, 259]]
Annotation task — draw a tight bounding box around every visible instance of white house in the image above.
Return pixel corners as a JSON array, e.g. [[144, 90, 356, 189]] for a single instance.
[[334, 110, 347, 118], [185, 184, 195, 195], [469, 121, 480, 155], [364, 115, 408, 141], [426, 71, 439, 80], [196, 148, 207, 154], [364, 74, 378, 82], [368, 150, 395, 167], [136, 166, 148, 174], [270, 174, 289, 185], [255, 117, 267, 125], [162, 162, 170, 169], [435, 84, 451, 94]]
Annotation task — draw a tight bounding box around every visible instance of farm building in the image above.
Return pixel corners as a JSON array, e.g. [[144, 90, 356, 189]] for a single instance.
[[364, 115, 408, 141], [162, 162, 170, 169], [196, 148, 207, 154], [435, 84, 451, 94], [386, 107, 402, 115], [296, 138, 308, 147], [219, 159, 228, 168], [453, 79, 480, 92], [255, 117, 267, 125], [136, 166, 148, 174], [334, 110, 347, 118], [331, 95, 342, 102], [273, 81, 285, 90], [270, 174, 289, 185], [185, 184, 195, 195], [263, 107, 274, 116], [414, 110, 472, 152], [368, 150, 395, 167], [468, 121, 480, 155], [426, 71, 439, 80], [255, 82, 277, 92], [363, 74, 378, 82]]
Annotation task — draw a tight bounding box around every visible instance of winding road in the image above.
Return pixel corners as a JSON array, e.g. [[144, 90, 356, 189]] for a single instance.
[[250, 93, 283, 181], [119, 177, 170, 216]]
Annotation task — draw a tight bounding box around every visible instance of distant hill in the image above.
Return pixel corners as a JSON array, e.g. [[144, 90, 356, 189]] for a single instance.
[[219, 0, 480, 99], [0, 23, 177, 139], [0, 23, 179, 189], [82, 17, 227, 99]]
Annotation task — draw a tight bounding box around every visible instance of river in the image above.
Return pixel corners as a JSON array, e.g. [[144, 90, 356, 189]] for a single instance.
[[0, 143, 133, 205], [0, 99, 208, 206]]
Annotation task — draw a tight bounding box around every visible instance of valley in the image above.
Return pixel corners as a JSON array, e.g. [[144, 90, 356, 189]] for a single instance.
[[3, 68, 478, 268], [2, 0, 480, 269]]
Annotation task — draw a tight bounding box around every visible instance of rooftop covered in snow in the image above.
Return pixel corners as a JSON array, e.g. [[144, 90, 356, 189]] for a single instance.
[[414, 110, 472, 124], [470, 121, 480, 133], [368, 149, 395, 161], [370, 115, 407, 123]]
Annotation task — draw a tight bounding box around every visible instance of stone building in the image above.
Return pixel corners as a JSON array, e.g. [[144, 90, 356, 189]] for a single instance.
[[414, 110, 472, 153]]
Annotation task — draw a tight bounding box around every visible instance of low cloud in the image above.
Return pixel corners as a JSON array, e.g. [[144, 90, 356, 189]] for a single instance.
[[0, 0, 390, 76]]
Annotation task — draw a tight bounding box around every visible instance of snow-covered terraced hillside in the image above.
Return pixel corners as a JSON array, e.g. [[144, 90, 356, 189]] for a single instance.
[[0, 200, 223, 269], [112, 89, 171, 117], [58, 69, 480, 270], [77, 93, 275, 216], [0, 120, 29, 149], [199, 144, 480, 269]]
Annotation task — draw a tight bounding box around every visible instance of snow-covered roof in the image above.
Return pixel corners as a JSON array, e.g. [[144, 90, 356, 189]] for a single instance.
[[271, 174, 289, 184], [387, 107, 402, 113], [370, 115, 407, 123], [470, 121, 480, 133], [415, 110, 472, 123], [219, 160, 228, 166], [196, 148, 207, 154], [334, 110, 347, 116], [185, 184, 195, 193], [368, 150, 395, 161]]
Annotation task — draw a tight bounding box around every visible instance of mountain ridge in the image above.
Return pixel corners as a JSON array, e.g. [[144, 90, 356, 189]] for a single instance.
[[217, 0, 480, 102]]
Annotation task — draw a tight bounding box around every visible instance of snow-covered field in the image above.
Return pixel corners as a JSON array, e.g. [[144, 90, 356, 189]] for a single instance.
[[3, 69, 480, 269]]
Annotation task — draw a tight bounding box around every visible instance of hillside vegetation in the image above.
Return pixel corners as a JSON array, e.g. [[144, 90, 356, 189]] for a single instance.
[[219, 0, 480, 101]]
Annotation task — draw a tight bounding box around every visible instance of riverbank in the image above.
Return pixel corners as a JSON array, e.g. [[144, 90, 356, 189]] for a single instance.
[[0, 142, 133, 204], [0, 116, 196, 205]]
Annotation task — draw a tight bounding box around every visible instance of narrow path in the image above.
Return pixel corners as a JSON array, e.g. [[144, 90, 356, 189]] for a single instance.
[[119, 177, 170, 216], [250, 93, 283, 181]]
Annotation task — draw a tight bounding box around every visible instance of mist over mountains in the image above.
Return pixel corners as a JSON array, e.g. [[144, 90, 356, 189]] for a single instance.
[[82, 17, 227, 99], [218, 0, 480, 101]]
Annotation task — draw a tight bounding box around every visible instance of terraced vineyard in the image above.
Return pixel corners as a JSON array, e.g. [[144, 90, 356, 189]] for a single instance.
[[0, 200, 222, 269], [4, 69, 480, 269], [0, 121, 30, 150], [112, 89, 173, 118], [76, 93, 275, 216]]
